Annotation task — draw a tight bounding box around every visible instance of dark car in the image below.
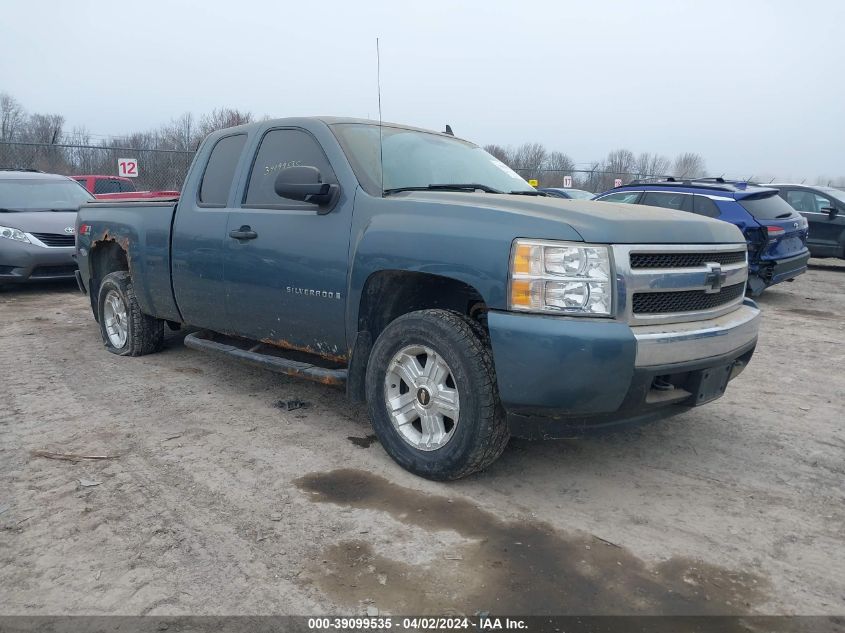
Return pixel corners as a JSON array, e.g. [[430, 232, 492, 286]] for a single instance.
[[538, 187, 595, 200], [594, 178, 810, 295], [73, 174, 180, 200], [765, 183, 845, 259], [0, 169, 94, 285]]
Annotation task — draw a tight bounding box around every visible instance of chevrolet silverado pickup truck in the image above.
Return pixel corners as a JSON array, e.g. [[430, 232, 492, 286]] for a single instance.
[[75, 117, 761, 480]]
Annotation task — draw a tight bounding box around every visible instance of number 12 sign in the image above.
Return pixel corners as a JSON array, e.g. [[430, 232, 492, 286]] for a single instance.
[[118, 158, 139, 178]]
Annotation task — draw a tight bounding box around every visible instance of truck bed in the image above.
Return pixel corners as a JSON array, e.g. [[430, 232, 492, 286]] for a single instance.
[[77, 200, 181, 322]]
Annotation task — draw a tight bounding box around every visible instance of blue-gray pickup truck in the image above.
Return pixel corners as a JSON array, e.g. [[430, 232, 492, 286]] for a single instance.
[[75, 117, 760, 480]]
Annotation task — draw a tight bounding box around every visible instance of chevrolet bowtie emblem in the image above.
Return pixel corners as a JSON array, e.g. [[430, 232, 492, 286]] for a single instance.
[[704, 262, 727, 294]]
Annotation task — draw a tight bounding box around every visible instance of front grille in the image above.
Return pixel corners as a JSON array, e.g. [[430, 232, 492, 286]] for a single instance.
[[633, 282, 745, 314], [31, 265, 77, 278], [630, 251, 746, 269], [31, 232, 75, 247]]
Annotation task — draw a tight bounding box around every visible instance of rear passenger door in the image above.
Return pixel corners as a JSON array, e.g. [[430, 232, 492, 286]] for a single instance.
[[172, 133, 248, 332], [222, 127, 351, 359]]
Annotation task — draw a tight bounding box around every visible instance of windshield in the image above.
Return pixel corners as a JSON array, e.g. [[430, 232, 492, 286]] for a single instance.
[[0, 178, 94, 211], [819, 187, 845, 204], [331, 123, 534, 196], [738, 191, 798, 220], [564, 189, 594, 200]]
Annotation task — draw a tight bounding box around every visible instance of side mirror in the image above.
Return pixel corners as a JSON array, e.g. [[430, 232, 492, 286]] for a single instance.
[[822, 206, 839, 220], [274, 166, 339, 211]]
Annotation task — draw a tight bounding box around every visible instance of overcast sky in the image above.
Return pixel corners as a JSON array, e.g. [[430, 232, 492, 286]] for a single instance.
[[1, 0, 842, 180]]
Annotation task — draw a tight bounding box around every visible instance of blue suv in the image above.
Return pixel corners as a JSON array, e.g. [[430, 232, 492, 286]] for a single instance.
[[594, 178, 810, 295]]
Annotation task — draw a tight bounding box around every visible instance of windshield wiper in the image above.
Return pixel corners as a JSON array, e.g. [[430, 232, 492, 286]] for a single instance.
[[508, 190, 547, 196], [384, 183, 504, 195], [0, 208, 23, 212]]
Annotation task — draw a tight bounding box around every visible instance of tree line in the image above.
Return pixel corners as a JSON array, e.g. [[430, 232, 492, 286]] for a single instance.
[[483, 143, 707, 192], [2, 91, 842, 191], [0, 92, 254, 189]]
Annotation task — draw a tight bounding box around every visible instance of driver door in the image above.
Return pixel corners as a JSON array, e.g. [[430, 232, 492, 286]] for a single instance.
[[222, 128, 351, 360]]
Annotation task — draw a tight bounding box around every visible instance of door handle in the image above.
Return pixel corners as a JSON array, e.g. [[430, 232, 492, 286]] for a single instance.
[[229, 226, 258, 240]]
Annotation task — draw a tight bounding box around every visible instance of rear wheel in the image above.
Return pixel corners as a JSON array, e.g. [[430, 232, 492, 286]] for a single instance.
[[96, 271, 164, 356], [365, 309, 509, 480]]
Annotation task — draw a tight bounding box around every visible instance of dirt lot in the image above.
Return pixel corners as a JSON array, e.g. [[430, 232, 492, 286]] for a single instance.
[[1, 262, 843, 617]]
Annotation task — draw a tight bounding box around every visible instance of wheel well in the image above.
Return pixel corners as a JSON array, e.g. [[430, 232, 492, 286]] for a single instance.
[[88, 242, 129, 316], [347, 270, 488, 402], [358, 270, 488, 339]]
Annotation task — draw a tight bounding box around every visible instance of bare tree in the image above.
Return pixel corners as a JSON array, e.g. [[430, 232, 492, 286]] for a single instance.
[[23, 113, 65, 144], [1, 93, 26, 142], [635, 152, 671, 179], [673, 152, 707, 178], [581, 161, 604, 193], [540, 151, 574, 187], [483, 144, 513, 166], [197, 107, 253, 142], [160, 113, 199, 152], [591, 149, 637, 191], [511, 142, 548, 181]]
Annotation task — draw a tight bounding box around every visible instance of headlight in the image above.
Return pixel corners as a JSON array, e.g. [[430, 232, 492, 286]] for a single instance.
[[509, 239, 613, 316], [0, 226, 30, 244]]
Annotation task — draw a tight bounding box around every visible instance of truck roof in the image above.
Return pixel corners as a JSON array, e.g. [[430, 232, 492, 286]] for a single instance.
[[213, 116, 463, 141]]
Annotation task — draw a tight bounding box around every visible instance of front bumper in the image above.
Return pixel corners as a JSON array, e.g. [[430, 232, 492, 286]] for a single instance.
[[487, 299, 760, 439], [0, 239, 77, 283]]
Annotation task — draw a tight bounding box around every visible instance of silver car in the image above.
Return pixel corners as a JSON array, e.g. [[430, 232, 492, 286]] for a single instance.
[[0, 170, 94, 285]]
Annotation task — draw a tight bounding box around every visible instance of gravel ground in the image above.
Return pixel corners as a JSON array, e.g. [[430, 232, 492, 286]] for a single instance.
[[1, 260, 843, 617]]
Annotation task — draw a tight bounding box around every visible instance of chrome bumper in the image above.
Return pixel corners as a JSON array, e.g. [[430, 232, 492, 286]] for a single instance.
[[633, 301, 760, 367]]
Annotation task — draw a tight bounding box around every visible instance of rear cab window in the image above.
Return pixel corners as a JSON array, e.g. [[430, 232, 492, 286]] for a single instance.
[[739, 191, 798, 220], [94, 178, 123, 194], [199, 134, 248, 206]]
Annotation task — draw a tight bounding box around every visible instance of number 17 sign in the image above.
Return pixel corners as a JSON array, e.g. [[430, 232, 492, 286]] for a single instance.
[[118, 158, 139, 177]]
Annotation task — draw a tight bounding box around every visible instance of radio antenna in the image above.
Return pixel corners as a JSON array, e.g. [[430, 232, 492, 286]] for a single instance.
[[376, 37, 385, 197]]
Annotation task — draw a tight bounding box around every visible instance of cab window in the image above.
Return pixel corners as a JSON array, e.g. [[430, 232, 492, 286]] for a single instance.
[[244, 129, 336, 209], [94, 178, 123, 194]]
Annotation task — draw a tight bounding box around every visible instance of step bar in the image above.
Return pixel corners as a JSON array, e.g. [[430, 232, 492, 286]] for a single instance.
[[184, 331, 347, 386]]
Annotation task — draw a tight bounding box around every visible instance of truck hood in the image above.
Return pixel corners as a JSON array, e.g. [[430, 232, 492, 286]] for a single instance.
[[0, 210, 78, 234], [395, 191, 744, 244]]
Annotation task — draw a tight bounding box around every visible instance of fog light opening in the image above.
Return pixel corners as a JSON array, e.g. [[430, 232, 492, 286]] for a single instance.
[[652, 376, 675, 392]]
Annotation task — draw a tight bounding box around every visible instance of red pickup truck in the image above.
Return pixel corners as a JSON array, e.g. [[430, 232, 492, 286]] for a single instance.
[[73, 175, 179, 200]]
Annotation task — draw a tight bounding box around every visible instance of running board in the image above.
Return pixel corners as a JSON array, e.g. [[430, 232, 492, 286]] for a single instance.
[[184, 331, 347, 387]]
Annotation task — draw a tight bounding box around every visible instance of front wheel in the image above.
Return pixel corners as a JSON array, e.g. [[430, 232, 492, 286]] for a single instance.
[[96, 271, 164, 356], [365, 309, 509, 480]]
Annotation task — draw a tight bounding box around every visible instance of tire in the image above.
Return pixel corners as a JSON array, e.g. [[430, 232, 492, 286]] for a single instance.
[[365, 309, 509, 480], [96, 271, 164, 356]]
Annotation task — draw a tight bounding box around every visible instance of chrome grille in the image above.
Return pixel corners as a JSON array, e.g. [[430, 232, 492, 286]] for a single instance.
[[630, 251, 746, 269], [31, 232, 75, 247], [633, 283, 745, 314], [613, 244, 749, 325]]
